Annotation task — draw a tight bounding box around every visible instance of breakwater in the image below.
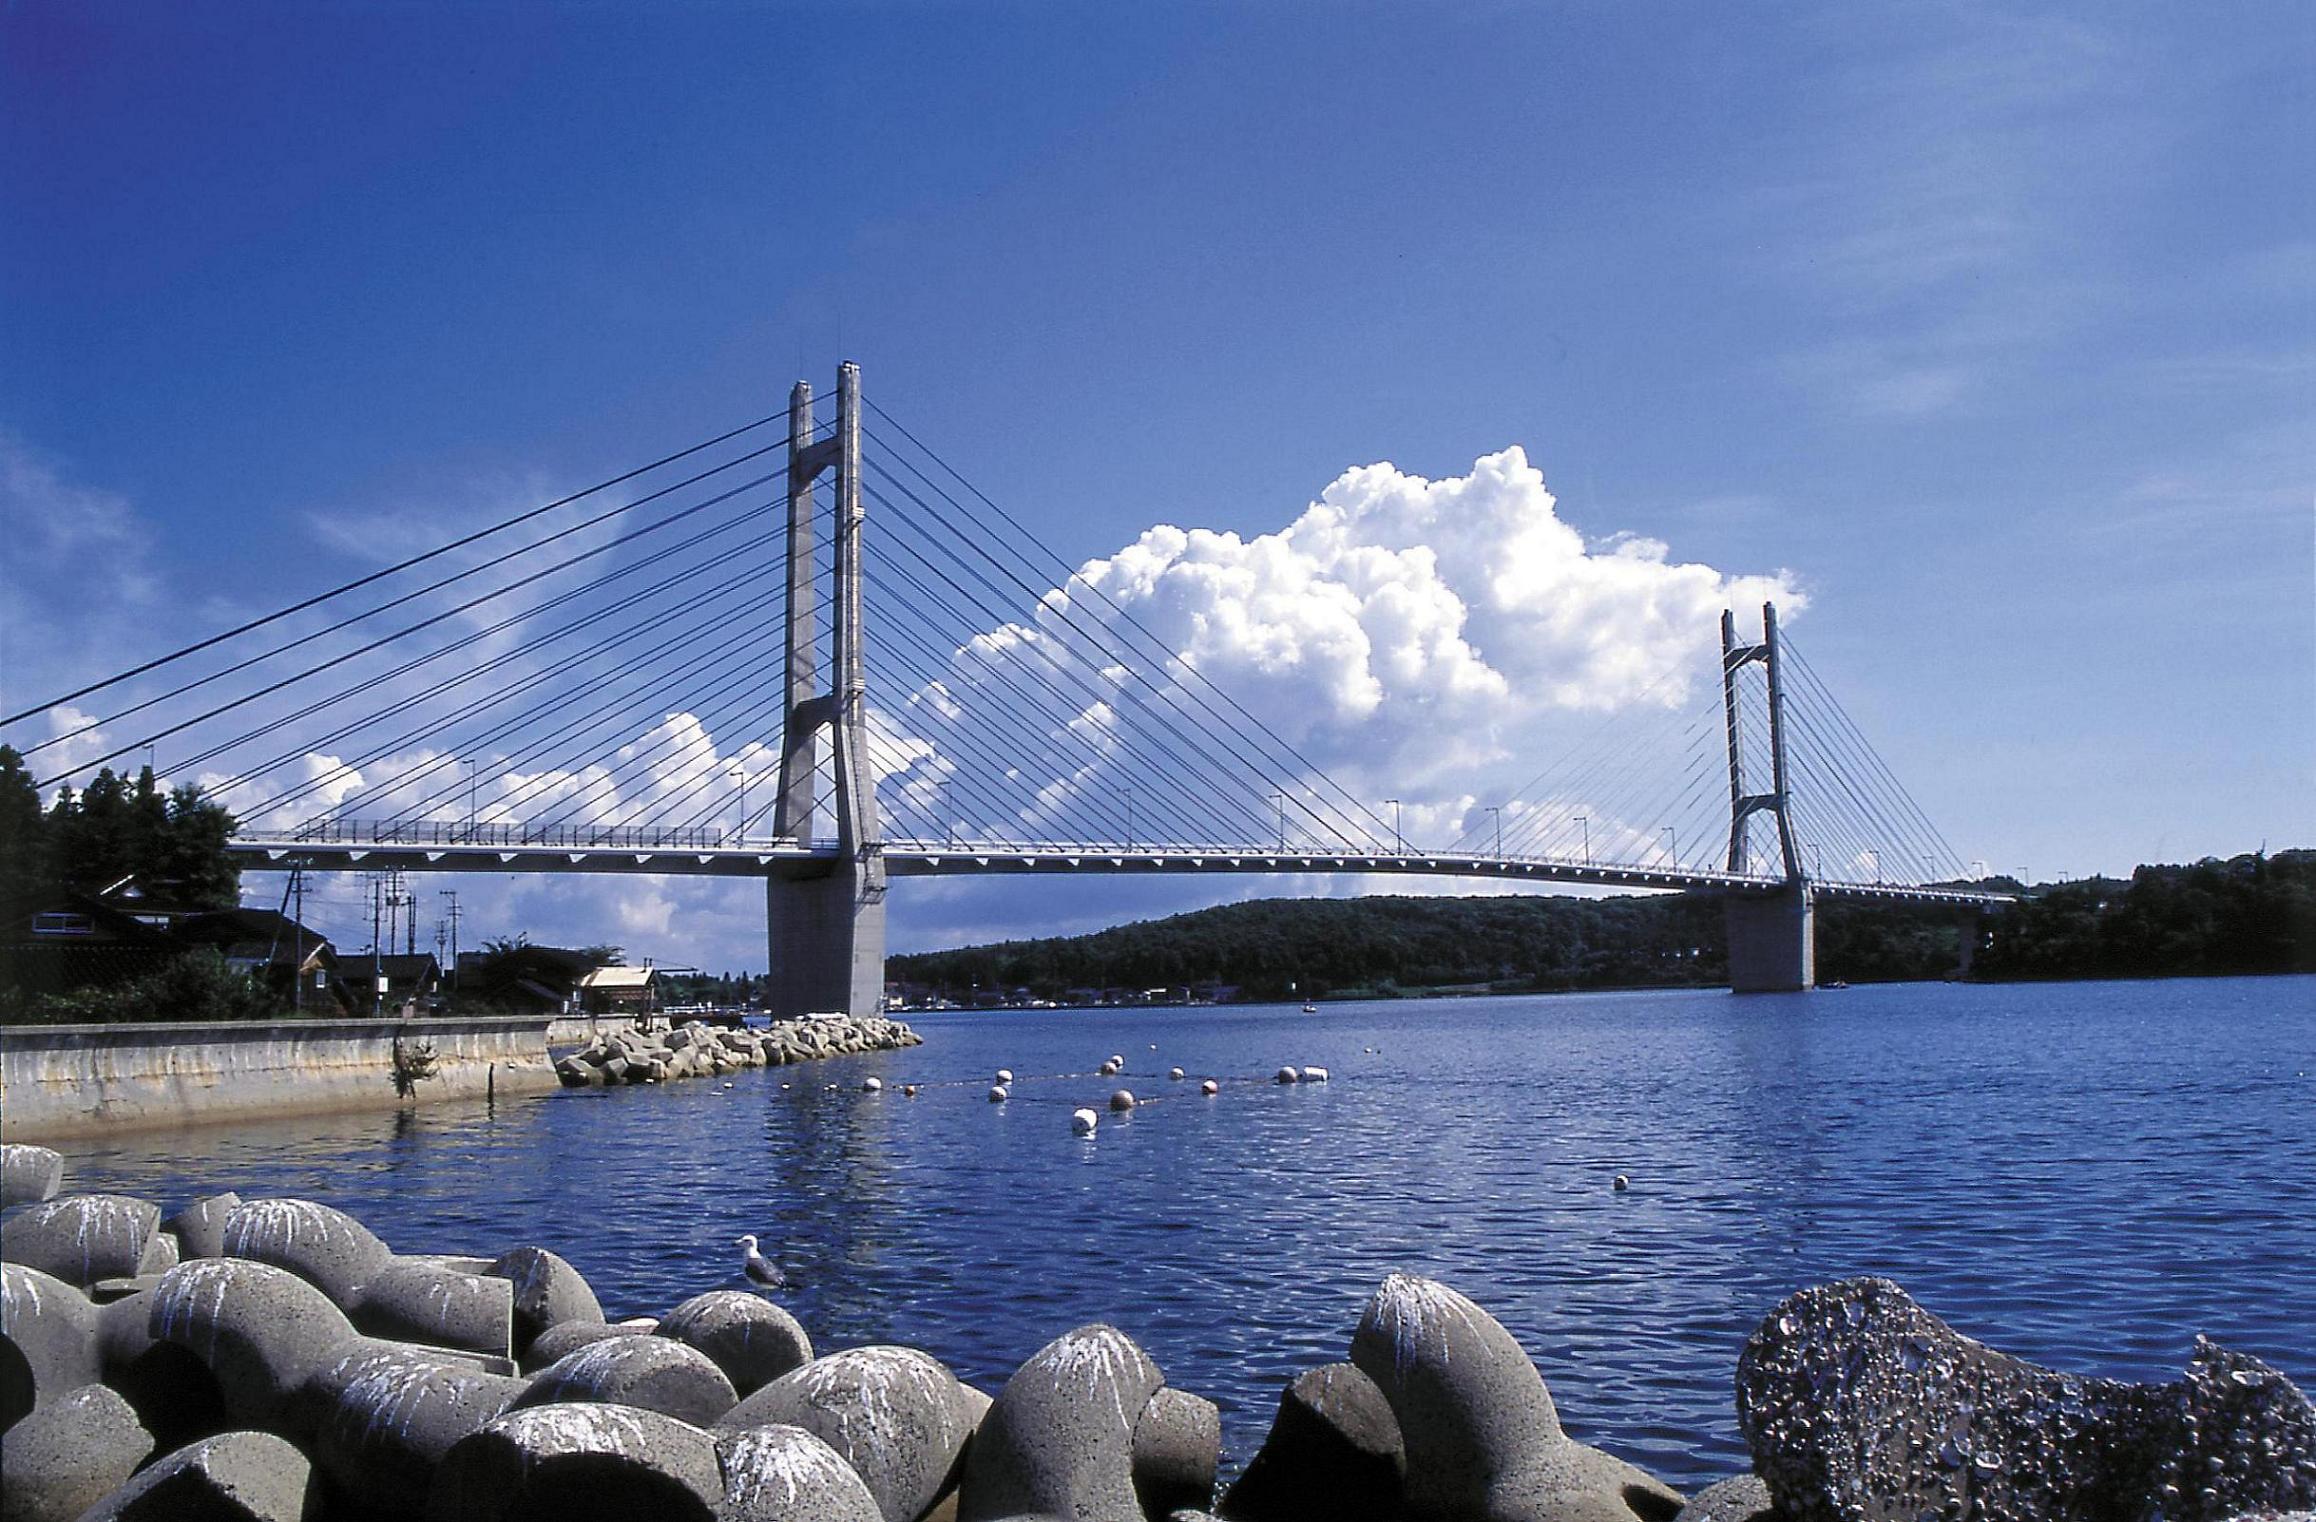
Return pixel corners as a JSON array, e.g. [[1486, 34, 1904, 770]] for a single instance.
[[0, 1018, 560, 1141], [552, 1013, 921, 1087], [2, 1147, 2310, 1521]]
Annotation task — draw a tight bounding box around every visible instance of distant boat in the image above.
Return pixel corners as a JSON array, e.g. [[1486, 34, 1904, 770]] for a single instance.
[[1822, 980, 1850, 990], [1301, 1001, 1318, 1013]]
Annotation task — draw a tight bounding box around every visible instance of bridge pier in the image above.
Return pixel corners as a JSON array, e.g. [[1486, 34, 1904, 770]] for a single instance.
[[1724, 883, 1815, 993], [764, 858, 887, 1020]]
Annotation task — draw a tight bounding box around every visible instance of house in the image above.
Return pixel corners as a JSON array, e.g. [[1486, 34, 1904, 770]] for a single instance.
[[171, 907, 353, 1014], [577, 964, 659, 1019], [0, 889, 182, 999], [373, 953, 443, 1016], [455, 943, 598, 1017]]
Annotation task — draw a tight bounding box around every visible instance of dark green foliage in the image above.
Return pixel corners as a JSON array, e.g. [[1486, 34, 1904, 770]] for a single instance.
[[1, 948, 280, 1025], [895, 849, 2314, 1003], [1, 748, 241, 912], [1974, 850, 2316, 981], [895, 892, 1734, 1002]]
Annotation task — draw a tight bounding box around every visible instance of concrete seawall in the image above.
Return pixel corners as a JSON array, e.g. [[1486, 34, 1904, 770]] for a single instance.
[[0, 1016, 559, 1141]]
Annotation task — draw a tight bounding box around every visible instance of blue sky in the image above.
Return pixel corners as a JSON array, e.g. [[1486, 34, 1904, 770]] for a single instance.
[[4, 3, 2310, 969]]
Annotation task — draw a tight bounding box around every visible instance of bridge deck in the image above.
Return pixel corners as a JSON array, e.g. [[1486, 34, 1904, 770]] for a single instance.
[[225, 833, 2011, 906]]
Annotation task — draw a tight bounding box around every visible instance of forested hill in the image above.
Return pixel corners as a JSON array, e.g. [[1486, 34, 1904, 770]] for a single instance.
[[891, 850, 2316, 1003]]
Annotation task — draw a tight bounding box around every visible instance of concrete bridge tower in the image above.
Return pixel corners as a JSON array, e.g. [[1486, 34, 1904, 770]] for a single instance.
[[764, 363, 887, 1018], [1720, 601, 1814, 992]]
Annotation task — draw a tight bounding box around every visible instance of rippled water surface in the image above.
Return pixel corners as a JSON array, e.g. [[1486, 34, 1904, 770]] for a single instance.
[[48, 976, 2316, 1489]]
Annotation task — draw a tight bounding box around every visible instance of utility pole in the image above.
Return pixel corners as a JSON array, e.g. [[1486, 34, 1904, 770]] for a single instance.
[[291, 864, 307, 1013], [440, 890, 461, 991]]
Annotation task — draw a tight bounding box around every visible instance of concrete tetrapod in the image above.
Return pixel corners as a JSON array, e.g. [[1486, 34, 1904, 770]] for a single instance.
[[1668, 1475, 1777, 1522], [719, 1345, 976, 1522], [353, 1257, 516, 1361], [513, 1333, 739, 1426], [958, 1322, 1166, 1522], [147, 1258, 362, 1436], [0, 1143, 65, 1209], [303, 1340, 528, 1515], [1218, 1361, 1406, 1522], [1735, 1276, 2316, 1522], [654, 1289, 813, 1398], [1, 1261, 102, 1429], [220, 1199, 394, 1309], [1349, 1273, 1685, 1522], [165, 1193, 244, 1260], [0, 1381, 154, 1522], [97, 1283, 231, 1451], [718, 1421, 887, 1522], [484, 1245, 605, 1360], [519, 1318, 649, 1374], [427, 1401, 723, 1522], [0, 1193, 168, 1287], [1131, 1384, 1222, 1518], [75, 1428, 321, 1521]]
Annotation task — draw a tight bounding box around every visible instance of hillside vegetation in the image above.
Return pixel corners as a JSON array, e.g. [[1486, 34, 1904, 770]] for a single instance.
[[891, 850, 2315, 1002]]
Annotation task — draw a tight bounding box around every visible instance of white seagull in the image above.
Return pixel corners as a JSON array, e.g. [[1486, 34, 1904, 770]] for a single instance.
[[734, 1234, 788, 1290]]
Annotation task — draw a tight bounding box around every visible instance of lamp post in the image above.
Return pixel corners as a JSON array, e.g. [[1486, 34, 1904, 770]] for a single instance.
[[1124, 788, 1135, 851], [465, 759, 478, 844], [940, 781, 954, 849], [1385, 799, 1403, 854], [1270, 791, 1286, 853], [1660, 826, 1676, 870], [1574, 814, 1589, 865], [1865, 849, 1881, 884], [1810, 842, 1823, 878], [1486, 806, 1502, 858], [735, 762, 749, 847]]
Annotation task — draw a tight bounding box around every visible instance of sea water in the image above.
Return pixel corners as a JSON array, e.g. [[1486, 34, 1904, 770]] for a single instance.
[[48, 974, 2316, 1489]]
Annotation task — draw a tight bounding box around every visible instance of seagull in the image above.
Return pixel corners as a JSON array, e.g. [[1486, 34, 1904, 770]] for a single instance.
[[734, 1234, 789, 1291]]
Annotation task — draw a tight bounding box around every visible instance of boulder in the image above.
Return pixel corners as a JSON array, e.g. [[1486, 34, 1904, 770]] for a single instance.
[[1, 1261, 101, 1430], [428, 1401, 722, 1521], [148, 1258, 360, 1434], [656, 1290, 812, 1397], [719, 1421, 886, 1522], [305, 1341, 526, 1515], [98, 1285, 231, 1451], [1736, 1277, 2316, 1522], [1219, 1362, 1405, 1522], [1350, 1273, 1684, 1522], [0, 1382, 154, 1522], [521, 1317, 649, 1374], [221, 1199, 392, 1308], [515, 1334, 738, 1426], [74, 1429, 320, 1521], [0, 1144, 64, 1208], [1133, 1385, 1221, 1519], [0, 1193, 163, 1288], [353, 1257, 515, 1360], [1670, 1476, 1779, 1522], [720, 1345, 975, 1522], [958, 1323, 1165, 1522]]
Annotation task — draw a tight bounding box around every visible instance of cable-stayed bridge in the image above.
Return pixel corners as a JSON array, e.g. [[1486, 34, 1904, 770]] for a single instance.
[[5, 363, 2009, 1010]]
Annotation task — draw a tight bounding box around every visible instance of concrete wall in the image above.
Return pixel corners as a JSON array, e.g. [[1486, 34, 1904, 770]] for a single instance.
[[0, 1016, 559, 1141]]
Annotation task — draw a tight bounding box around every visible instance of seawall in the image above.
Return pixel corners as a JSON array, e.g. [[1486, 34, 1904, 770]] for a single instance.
[[0, 1016, 560, 1141]]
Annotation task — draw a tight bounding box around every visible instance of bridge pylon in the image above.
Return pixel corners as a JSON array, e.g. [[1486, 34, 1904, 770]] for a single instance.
[[1720, 602, 1814, 992], [764, 362, 887, 1019]]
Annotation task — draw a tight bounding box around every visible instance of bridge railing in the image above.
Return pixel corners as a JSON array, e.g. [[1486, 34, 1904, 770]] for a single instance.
[[283, 819, 745, 851]]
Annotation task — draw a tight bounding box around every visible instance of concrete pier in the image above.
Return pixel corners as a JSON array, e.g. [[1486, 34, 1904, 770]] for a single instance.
[[1724, 884, 1815, 993]]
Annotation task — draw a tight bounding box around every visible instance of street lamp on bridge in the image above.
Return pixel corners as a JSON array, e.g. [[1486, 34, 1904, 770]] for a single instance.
[[1486, 806, 1502, 858], [1385, 799, 1403, 854], [1270, 791, 1286, 853], [1574, 814, 1590, 866], [1660, 826, 1676, 870]]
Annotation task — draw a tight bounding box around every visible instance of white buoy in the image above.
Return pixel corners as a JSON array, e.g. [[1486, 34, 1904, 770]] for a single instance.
[[1098, 1059, 1120, 1077], [1169, 1066, 1186, 1081], [995, 1069, 1014, 1084], [1109, 1054, 1125, 1069], [1200, 1079, 1219, 1096], [1148, 1043, 1158, 1050], [903, 1084, 919, 1097], [1300, 1066, 1329, 1082], [862, 1077, 882, 1093], [1275, 1066, 1300, 1084], [988, 1085, 1010, 1103], [1071, 1107, 1099, 1135], [1613, 1174, 1630, 1192], [1109, 1089, 1136, 1112]]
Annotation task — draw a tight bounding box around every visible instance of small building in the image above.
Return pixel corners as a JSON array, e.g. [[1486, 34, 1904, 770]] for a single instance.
[[577, 964, 660, 1019], [372, 952, 443, 1016], [171, 907, 353, 1014], [0, 890, 182, 999]]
